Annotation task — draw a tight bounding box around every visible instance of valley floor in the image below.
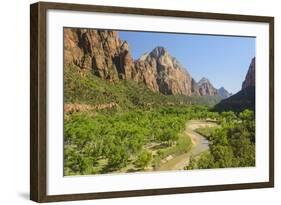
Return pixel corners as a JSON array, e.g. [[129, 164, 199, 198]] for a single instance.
[[64, 107, 255, 175]]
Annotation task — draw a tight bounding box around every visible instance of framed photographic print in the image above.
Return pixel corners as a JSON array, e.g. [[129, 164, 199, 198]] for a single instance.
[[30, 1, 274, 202]]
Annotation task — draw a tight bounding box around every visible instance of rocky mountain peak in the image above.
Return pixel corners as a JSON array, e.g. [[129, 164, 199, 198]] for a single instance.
[[134, 46, 194, 96], [64, 28, 136, 81], [198, 77, 210, 85], [120, 41, 129, 51], [218, 87, 227, 93], [196, 77, 218, 96], [150, 46, 168, 58], [242, 57, 255, 89], [218, 87, 232, 99]]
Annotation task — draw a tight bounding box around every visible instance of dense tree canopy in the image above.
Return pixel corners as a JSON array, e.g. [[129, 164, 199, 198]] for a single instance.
[[64, 105, 220, 175], [186, 109, 255, 170]]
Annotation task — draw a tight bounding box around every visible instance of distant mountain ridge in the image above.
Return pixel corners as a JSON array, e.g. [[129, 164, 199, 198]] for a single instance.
[[64, 28, 231, 98], [218, 87, 232, 99]]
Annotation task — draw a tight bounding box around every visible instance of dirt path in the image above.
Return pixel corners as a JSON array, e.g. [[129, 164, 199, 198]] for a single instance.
[[157, 120, 217, 171]]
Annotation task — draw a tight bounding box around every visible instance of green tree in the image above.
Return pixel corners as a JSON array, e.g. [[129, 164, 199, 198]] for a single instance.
[[197, 152, 215, 169], [135, 151, 152, 170], [211, 145, 236, 168], [107, 142, 129, 169], [220, 111, 237, 123], [158, 129, 178, 145], [185, 156, 197, 170]]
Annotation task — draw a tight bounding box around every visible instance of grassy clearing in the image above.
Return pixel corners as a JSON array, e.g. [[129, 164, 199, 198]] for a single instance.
[[151, 132, 193, 170], [195, 127, 216, 139]]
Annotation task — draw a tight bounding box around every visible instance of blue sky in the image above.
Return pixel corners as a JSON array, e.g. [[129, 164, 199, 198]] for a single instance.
[[119, 31, 255, 94]]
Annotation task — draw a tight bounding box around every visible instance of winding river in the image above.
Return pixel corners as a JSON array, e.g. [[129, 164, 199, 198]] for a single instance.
[[157, 120, 217, 171]]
